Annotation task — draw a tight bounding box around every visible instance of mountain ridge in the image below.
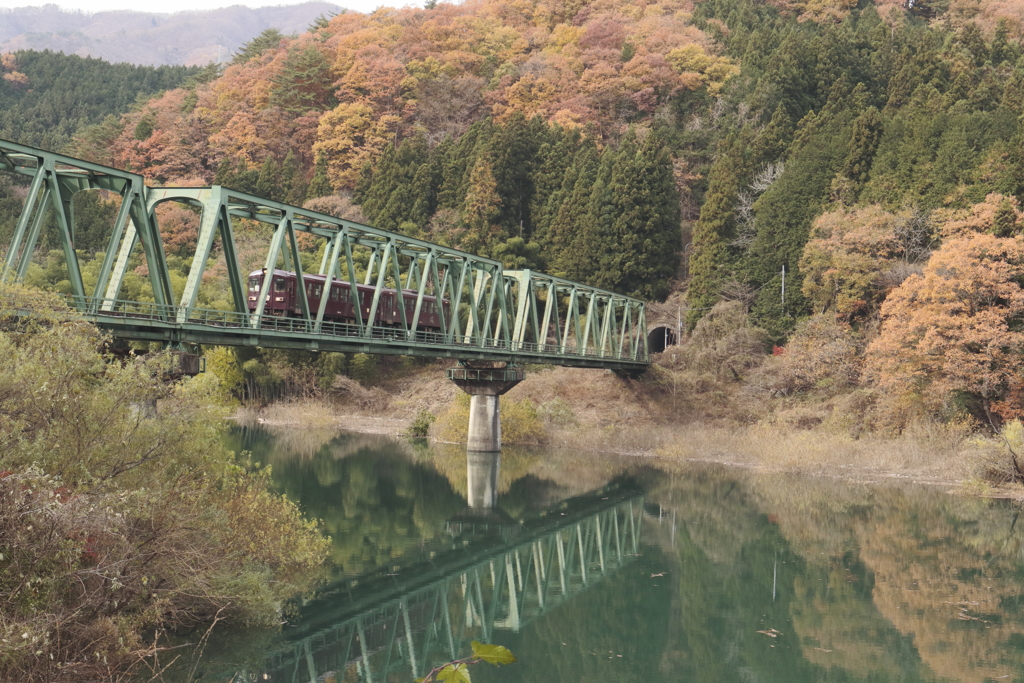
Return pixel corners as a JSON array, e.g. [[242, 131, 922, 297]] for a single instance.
[[0, 2, 346, 66]]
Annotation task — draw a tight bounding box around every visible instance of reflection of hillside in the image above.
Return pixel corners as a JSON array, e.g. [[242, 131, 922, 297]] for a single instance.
[[429, 443, 544, 498], [637, 465, 820, 682], [257, 486, 647, 683], [855, 502, 1024, 681], [790, 563, 934, 680], [494, 544, 673, 683], [748, 477, 1024, 682], [224, 424, 415, 464], [268, 439, 465, 575], [215, 429, 1024, 682]]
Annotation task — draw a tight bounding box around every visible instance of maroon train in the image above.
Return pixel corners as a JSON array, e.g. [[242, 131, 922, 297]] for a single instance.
[[247, 269, 450, 329]]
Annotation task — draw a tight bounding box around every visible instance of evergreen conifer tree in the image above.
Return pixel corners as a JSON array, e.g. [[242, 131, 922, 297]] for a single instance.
[[546, 141, 599, 278], [686, 146, 741, 328], [568, 144, 618, 285], [530, 128, 581, 242], [839, 106, 883, 202], [605, 131, 681, 300], [380, 135, 432, 233], [280, 150, 305, 206], [256, 155, 282, 202], [460, 155, 504, 256], [992, 197, 1019, 237], [230, 159, 260, 194], [307, 153, 333, 199], [359, 145, 398, 223], [213, 157, 235, 188]]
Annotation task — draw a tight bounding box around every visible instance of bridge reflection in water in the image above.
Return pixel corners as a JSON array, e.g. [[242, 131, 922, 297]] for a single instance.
[[242, 483, 643, 683]]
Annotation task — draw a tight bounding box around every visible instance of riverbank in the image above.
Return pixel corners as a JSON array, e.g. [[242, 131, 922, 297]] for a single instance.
[[235, 359, 1022, 498]]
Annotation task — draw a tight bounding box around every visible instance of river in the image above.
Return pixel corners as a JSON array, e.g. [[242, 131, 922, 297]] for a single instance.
[[175, 425, 1024, 682]]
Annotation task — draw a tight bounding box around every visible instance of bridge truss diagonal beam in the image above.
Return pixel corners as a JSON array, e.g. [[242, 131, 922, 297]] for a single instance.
[[0, 139, 650, 370]]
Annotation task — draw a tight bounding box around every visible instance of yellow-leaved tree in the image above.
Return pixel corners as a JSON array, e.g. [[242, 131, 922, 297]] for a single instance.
[[313, 102, 400, 190]]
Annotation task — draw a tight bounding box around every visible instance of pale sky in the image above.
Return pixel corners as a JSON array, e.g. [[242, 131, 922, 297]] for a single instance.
[[0, 0, 390, 14]]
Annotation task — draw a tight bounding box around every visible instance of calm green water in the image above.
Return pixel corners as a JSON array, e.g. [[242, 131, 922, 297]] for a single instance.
[[183, 426, 1024, 683]]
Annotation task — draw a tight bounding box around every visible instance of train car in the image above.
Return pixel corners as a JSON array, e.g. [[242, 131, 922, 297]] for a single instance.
[[247, 269, 449, 330]]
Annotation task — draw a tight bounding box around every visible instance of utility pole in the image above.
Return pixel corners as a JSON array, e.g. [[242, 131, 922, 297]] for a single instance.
[[781, 264, 786, 306]]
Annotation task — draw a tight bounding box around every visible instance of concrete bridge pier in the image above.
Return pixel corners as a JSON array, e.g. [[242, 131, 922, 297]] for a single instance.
[[447, 362, 525, 453], [467, 394, 502, 452]]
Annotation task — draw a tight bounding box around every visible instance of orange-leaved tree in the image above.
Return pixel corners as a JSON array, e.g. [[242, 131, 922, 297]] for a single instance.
[[865, 231, 1024, 423]]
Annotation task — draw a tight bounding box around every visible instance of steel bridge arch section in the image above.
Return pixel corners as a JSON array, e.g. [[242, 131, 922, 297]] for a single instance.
[[0, 138, 171, 313], [503, 270, 649, 362]]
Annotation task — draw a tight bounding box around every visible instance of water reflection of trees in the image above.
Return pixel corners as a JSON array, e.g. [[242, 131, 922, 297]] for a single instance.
[[217, 429, 1024, 682], [486, 545, 674, 683], [650, 466, 1024, 682], [252, 431, 466, 575]]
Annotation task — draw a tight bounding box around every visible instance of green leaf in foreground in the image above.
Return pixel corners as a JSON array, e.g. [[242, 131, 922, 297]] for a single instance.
[[436, 662, 472, 683], [471, 641, 517, 665]]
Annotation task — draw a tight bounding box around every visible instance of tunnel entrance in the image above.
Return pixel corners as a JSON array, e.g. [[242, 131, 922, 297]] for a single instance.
[[647, 325, 678, 354]]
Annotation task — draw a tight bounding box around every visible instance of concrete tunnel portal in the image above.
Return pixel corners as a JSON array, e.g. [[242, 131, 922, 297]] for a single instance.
[[647, 325, 678, 354]]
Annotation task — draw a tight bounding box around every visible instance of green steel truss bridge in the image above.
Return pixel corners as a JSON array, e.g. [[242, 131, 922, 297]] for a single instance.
[[0, 139, 650, 371], [230, 484, 644, 683]]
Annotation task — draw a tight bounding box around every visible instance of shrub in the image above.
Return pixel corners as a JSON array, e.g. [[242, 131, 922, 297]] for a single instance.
[[678, 300, 769, 381], [501, 398, 544, 444], [0, 286, 330, 681], [746, 315, 861, 397], [431, 394, 545, 444], [539, 398, 578, 427], [407, 408, 436, 437]]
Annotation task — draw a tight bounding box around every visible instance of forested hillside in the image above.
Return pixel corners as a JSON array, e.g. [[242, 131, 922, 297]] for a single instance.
[[0, 50, 202, 150], [15, 0, 1024, 428]]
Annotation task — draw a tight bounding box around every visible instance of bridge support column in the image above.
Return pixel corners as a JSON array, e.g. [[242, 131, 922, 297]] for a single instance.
[[467, 395, 501, 453], [447, 362, 525, 453]]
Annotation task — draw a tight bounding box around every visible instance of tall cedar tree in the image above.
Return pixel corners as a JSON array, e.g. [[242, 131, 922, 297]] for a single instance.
[[604, 131, 681, 300], [546, 141, 600, 279], [687, 143, 742, 328]]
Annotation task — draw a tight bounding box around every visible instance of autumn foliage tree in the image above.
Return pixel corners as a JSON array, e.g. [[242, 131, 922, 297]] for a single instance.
[[866, 232, 1024, 423], [800, 205, 932, 320]]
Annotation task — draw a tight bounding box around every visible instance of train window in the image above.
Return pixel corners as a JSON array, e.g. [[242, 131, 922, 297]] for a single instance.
[[274, 278, 286, 292], [314, 285, 322, 297], [330, 287, 338, 301], [249, 278, 259, 291]]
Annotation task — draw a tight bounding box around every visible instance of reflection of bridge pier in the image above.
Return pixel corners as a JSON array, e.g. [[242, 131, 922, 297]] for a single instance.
[[467, 450, 500, 509], [248, 484, 644, 683]]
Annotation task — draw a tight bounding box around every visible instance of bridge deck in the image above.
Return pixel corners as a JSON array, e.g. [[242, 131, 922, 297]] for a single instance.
[[79, 297, 647, 370]]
